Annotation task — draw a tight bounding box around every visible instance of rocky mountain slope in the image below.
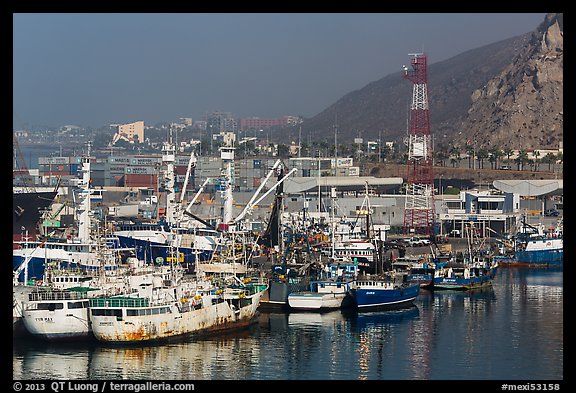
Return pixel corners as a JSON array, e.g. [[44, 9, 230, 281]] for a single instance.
[[459, 13, 563, 150], [287, 13, 562, 152]]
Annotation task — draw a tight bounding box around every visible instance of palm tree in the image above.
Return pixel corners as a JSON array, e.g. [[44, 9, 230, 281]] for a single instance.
[[489, 147, 504, 169], [435, 149, 449, 167], [476, 147, 489, 169], [503, 147, 514, 161], [555, 151, 563, 172], [515, 150, 529, 171], [465, 145, 475, 168], [449, 145, 462, 168], [533, 150, 541, 171], [541, 153, 556, 171]]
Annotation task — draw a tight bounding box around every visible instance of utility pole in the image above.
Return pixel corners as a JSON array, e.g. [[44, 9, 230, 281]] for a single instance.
[[378, 130, 382, 164], [333, 114, 338, 163]]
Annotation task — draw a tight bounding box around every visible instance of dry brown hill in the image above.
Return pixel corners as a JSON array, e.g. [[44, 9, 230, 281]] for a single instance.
[[282, 13, 562, 152]]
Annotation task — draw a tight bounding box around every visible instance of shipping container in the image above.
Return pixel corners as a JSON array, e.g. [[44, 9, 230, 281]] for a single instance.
[[125, 166, 155, 175], [175, 156, 193, 166], [125, 173, 158, 188], [69, 163, 80, 175], [174, 166, 189, 176], [108, 166, 126, 172], [38, 156, 69, 165], [109, 157, 131, 164], [130, 157, 160, 166]]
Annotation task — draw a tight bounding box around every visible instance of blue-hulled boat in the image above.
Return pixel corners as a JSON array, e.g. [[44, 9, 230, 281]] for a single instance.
[[432, 258, 498, 290], [348, 275, 420, 311], [512, 219, 563, 267], [112, 221, 217, 273]]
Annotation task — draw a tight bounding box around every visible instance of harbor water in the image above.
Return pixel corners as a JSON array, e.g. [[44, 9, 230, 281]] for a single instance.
[[13, 267, 563, 381]]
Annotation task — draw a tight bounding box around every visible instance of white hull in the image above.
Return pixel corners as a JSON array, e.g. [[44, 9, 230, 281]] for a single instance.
[[288, 279, 352, 311], [90, 286, 266, 343], [288, 292, 347, 310], [19, 264, 162, 340], [22, 306, 91, 340]]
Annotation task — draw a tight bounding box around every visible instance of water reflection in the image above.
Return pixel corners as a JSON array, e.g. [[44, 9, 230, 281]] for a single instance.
[[416, 288, 499, 379], [13, 341, 96, 380], [12, 269, 563, 380], [90, 329, 261, 380], [345, 306, 420, 380]]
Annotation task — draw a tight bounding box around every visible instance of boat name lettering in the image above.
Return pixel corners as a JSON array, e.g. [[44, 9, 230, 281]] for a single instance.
[[35, 317, 54, 322]]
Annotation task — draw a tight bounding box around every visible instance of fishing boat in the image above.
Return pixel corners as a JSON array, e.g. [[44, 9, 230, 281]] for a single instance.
[[88, 267, 268, 344], [89, 141, 272, 344], [256, 162, 316, 310], [348, 272, 420, 311], [112, 221, 218, 273], [332, 239, 376, 275], [21, 286, 99, 341], [19, 256, 158, 341], [512, 217, 563, 267], [432, 257, 498, 290], [287, 262, 357, 311], [13, 144, 133, 280], [111, 137, 218, 273], [392, 256, 438, 289], [433, 222, 498, 290]]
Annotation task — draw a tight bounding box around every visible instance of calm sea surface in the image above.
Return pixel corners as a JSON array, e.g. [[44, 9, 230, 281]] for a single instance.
[[12, 267, 563, 381]]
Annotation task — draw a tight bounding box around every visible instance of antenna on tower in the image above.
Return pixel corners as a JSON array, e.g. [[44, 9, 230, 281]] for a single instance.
[[333, 113, 338, 161], [402, 52, 435, 235]]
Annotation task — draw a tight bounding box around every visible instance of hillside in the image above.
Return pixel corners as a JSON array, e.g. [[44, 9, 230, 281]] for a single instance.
[[457, 13, 563, 150], [278, 13, 562, 152]]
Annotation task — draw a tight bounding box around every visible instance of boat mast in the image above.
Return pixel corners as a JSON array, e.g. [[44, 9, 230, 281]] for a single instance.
[[76, 142, 92, 243], [330, 187, 336, 260], [162, 127, 177, 226]]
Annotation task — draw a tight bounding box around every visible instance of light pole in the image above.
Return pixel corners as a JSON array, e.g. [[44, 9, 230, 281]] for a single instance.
[[439, 174, 443, 195]]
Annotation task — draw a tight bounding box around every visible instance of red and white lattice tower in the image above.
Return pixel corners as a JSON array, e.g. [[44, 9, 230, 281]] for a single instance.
[[402, 53, 435, 235]]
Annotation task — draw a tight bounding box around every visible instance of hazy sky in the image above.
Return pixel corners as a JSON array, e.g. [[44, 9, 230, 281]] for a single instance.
[[13, 13, 546, 129]]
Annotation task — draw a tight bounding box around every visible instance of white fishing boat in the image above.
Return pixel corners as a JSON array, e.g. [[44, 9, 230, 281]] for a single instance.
[[19, 254, 159, 341], [287, 262, 358, 311], [89, 265, 268, 343]]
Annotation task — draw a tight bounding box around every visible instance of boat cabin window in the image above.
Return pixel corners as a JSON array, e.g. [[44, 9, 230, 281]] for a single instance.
[[126, 307, 170, 316], [37, 303, 64, 311], [68, 301, 89, 309], [91, 309, 123, 317]]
